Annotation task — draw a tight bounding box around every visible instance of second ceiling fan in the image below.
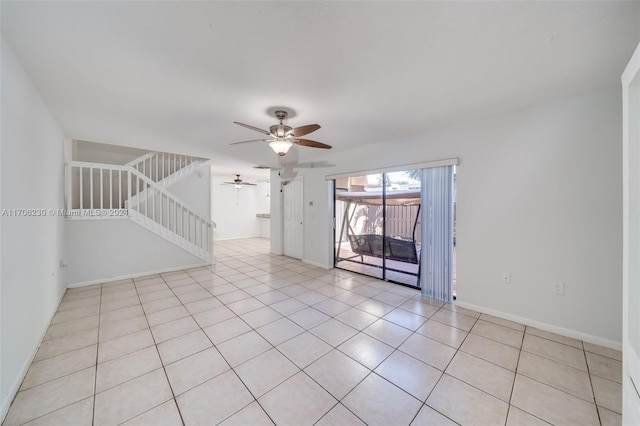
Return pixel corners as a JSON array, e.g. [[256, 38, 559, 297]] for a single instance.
[[231, 110, 332, 156], [223, 174, 257, 189]]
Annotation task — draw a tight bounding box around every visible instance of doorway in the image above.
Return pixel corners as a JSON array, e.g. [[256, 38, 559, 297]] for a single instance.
[[283, 177, 303, 259]]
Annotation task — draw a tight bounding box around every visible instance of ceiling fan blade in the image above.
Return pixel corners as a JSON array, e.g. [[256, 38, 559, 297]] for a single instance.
[[229, 139, 270, 145], [222, 182, 236, 185], [243, 182, 257, 186], [293, 139, 332, 149], [290, 124, 320, 137], [233, 121, 271, 135]]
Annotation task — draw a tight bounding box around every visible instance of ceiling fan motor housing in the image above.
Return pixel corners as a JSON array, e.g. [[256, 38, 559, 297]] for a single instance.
[[270, 124, 293, 139], [272, 110, 293, 139]]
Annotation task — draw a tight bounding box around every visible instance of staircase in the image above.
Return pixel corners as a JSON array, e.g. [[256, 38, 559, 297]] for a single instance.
[[124, 152, 206, 210], [65, 151, 215, 263]]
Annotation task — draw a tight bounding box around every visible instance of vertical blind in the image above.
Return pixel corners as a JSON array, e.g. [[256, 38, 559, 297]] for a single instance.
[[420, 165, 454, 302]]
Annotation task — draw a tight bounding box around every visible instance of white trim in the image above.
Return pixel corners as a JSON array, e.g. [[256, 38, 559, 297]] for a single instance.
[[66, 262, 210, 288], [623, 41, 640, 422], [1, 290, 66, 423], [303, 258, 331, 269], [455, 301, 622, 351], [325, 158, 459, 180], [65, 215, 129, 221], [214, 236, 266, 241], [327, 179, 336, 271], [124, 151, 156, 167]]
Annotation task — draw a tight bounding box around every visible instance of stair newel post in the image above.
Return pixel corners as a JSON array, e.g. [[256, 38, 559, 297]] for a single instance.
[[89, 167, 94, 210], [65, 163, 70, 211], [197, 217, 200, 250], [181, 204, 185, 239], [135, 173, 146, 213], [118, 170, 122, 209], [151, 182, 157, 226], [109, 169, 113, 209], [79, 166, 83, 211], [99, 168, 104, 210]]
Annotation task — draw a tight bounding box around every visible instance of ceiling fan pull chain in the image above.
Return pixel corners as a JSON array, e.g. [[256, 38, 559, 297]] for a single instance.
[[279, 156, 282, 192]]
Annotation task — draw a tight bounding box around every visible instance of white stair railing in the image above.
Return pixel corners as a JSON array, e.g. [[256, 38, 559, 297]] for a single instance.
[[126, 151, 205, 186], [65, 161, 215, 262]]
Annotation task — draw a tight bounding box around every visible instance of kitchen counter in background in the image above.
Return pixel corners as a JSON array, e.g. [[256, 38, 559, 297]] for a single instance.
[[256, 213, 270, 238]]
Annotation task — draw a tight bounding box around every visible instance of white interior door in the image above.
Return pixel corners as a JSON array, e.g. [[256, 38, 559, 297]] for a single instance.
[[284, 178, 303, 259], [623, 42, 640, 424]]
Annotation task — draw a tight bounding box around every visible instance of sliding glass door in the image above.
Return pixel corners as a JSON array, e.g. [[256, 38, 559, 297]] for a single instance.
[[334, 170, 422, 287], [335, 173, 384, 280]]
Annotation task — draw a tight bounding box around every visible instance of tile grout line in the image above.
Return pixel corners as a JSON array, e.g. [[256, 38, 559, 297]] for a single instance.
[[220, 248, 576, 424], [202, 259, 372, 424], [131, 275, 187, 426], [7, 239, 621, 426], [503, 325, 526, 426], [581, 339, 603, 425], [415, 303, 480, 426], [176, 267, 279, 425], [144, 274, 196, 426], [91, 282, 103, 426]]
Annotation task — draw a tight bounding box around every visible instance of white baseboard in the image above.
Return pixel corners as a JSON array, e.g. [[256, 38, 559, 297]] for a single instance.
[[66, 262, 210, 288], [303, 258, 331, 269], [455, 300, 622, 351], [213, 235, 265, 241]]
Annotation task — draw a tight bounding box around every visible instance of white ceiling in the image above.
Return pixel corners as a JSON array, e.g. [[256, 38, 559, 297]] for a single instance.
[[2, 1, 639, 179]]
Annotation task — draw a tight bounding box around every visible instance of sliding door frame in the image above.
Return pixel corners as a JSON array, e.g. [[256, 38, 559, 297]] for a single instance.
[[329, 158, 458, 291]]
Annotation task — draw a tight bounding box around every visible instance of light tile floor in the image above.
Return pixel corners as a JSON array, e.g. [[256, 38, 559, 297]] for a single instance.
[[3, 238, 622, 426]]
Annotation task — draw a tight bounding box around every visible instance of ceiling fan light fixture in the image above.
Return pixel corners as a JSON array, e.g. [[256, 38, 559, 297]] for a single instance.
[[231, 109, 331, 153], [269, 139, 293, 156], [234, 183, 242, 189]]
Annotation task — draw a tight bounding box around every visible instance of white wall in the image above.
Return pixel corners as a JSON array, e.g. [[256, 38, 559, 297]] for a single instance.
[[167, 164, 211, 219], [255, 181, 270, 214], [1, 38, 67, 419], [65, 164, 212, 285], [211, 175, 270, 240], [74, 140, 149, 165], [270, 171, 284, 254], [65, 220, 206, 285], [294, 87, 622, 347], [256, 181, 270, 238]]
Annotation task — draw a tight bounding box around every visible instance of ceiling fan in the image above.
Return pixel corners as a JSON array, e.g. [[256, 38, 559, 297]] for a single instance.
[[222, 174, 257, 189], [231, 110, 332, 156]]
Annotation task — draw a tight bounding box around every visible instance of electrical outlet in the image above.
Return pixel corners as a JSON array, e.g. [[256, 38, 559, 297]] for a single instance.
[[501, 273, 511, 284], [553, 282, 565, 295]]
